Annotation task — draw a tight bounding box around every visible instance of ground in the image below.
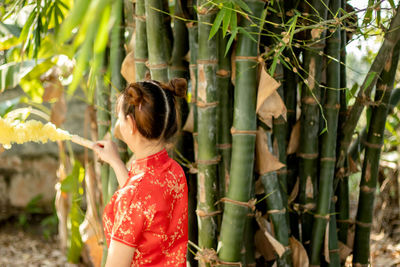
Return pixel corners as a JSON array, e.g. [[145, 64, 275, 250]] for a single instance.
[[1, 216, 400, 266], [0, 216, 87, 267]]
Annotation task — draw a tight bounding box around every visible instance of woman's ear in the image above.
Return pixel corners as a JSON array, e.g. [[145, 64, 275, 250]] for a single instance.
[[126, 114, 136, 134]]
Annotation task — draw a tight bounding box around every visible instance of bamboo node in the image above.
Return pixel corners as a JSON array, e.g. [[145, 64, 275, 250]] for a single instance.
[[320, 157, 336, 162], [216, 69, 231, 77], [134, 15, 146, 21], [145, 62, 168, 69], [266, 208, 286, 214], [360, 185, 376, 193], [355, 220, 372, 227], [313, 213, 330, 220], [195, 248, 242, 266], [336, 219, 354, 224], [216, 143, 232, 149], [216, 197, 257, 211], [230, 127, 257, 136], [197, 59, 218, 64], [197, 155, 221, 165], [196, 209, 222, 218], [324, 103, 341, 109], [196, 100, 219, 108], [361, 138, 383, 149], [297, 152, 319, 159], [301, 96, 319, 105], [134, 58, 147, 63], [235, 56, 259, 62]]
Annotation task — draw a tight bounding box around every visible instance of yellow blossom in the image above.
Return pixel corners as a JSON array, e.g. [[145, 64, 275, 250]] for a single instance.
[[0, 117, 71, 148]]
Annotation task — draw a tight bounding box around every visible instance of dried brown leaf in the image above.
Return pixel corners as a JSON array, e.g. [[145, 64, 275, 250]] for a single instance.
[[255, 128, 285, 174], [348, 156, 359, 173], [257, 91, 287, 128], [288, 177, 299, 204], [255, 229, 276, 261], [256, 215, 286, 257], [324, 222, 330, 263], [305, 176, 314, 199], [50, 94, 66, 127], [255, 178, 265, 195], [287, 120, 300, 154], [121, 50, 136, 84], [290, 237, 309, 267], [230, 44, 236, 86], [338, 241, 352, 262], [365, 160, 371, 182], [0, 145, 4, 154], [182, 107, 194, 133], [311, 28, 324, 40], [42, 78, 63, 102], [197, 64, 207, 102], [256, 64, 281, 113]]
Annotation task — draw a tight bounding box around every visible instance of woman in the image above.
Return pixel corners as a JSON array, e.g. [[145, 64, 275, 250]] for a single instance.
[[93, 78, 189, 267]]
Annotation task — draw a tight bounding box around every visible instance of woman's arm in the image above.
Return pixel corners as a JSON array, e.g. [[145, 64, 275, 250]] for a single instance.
[[93, 140, 129, 186], [105, 239, 135, 267]]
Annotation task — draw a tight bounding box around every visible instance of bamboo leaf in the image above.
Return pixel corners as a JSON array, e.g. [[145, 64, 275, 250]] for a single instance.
[[232, 0, 252, 14], [0, 97, 21, 117], [57, 0, 91, 43], [222, 7, 232, 37], [362, 0, 374, 25], [225, 28, 237, 57], [238, 27, 257, 43], [0, 61, 38, 92], [256, 215, 286, 257], [290, 237, 309, 267], [209, 8, 226, 40]]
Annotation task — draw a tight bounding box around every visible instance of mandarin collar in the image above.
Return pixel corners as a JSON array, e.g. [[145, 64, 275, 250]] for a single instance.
[[129, 148, 169, 176]]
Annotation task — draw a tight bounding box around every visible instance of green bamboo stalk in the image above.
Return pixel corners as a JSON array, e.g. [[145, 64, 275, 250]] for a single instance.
[[353, 41, 400, 266], [241, 179, 255, 266], [217, 1, 265, 264], [196, 0, 218, 255], [298, 0, 329, 247], [336, 3, 350, 245], [336, 4, 400, 173], [109, 0, 128, 197], [327, 202, 340, 266], [216, 31, 233, 201], [135, 0, 149, 81], [260, 130, 292, 266], [186, 10, 199, 267], [145, 0, 170, 82], [93, 18, 111, 205], [169, 0, 189, 79], [309, 0, 341, 264]]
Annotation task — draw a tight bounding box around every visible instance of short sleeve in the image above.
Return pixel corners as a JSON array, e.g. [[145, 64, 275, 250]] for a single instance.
[[111, 187, 145, 247]]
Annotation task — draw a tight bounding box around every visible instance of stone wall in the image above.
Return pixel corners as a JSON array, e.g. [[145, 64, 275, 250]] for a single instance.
[[0, 87, 88, 220]]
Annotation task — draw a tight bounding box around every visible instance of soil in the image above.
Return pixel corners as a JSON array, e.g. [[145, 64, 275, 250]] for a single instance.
[[0, 215, 87, 267]]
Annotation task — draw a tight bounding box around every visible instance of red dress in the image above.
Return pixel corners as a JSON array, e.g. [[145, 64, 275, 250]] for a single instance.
[[103, 149, 188, 266]]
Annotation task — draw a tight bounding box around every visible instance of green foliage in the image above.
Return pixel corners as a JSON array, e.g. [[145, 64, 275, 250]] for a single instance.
[[61, 160, 85, 263]]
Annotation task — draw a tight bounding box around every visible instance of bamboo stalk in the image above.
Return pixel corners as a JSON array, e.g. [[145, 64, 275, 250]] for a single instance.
[[353, 41, 400, 265], [336, 4, 400, 173], [196, 0, 219, 255], [134, 0, 149, 81], [309, 0, 341, 264], [217, 0, 265, 264], [216, 31, 233, 202], [336, 2, 350, 246], [327, 201, 340, 266], [145, 0, 170, 82], [260, 130, 292, 266], [109, 0, 127, 197], [298, 0, 329, 247], [186, 8, 199, 267]]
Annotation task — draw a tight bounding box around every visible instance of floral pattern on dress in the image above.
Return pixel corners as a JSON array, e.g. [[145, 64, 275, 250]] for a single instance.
[[103, 149, 188, 266]]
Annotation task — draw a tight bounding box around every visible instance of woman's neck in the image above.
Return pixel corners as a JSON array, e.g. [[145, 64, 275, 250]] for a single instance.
[[128, 136, 165, 160]]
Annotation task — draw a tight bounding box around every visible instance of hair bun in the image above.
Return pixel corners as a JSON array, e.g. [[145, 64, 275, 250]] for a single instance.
[[168, 78, 187, 98], [127, 84, 144, 106]]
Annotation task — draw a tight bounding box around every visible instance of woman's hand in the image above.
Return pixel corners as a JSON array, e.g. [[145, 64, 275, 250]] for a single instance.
[[93, 140, 130, 187], [93, 140, 120, 166]]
